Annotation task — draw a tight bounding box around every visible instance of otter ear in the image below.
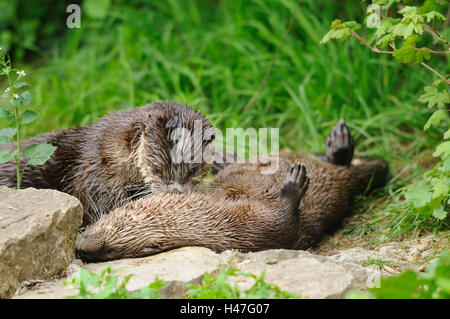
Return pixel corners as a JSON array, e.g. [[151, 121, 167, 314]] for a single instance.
[[203, 127, 216, 145], [125, 121, 145, 149], [148, 109, 167, 130]]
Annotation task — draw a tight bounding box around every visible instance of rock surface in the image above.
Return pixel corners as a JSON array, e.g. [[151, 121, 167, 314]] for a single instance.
[[0, 186, 83, 298], [2, 185, 424, 299], [14, 246, 410, 299]]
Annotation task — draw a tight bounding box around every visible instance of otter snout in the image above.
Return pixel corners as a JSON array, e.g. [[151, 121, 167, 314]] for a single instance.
[[75, 248, 89, 261], [168, 183, 184, 194]]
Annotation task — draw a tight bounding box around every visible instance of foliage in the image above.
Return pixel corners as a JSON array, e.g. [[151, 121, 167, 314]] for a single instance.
[[0, 0, 447, 238], [0, 0, 78, 60], [64, 267, 166, 299], [186, 266, 298, 299], [321, 0, 449, 235], [348, 249, 450, 299], [65, 265, 297, 299], [0, 49, 55, 189]]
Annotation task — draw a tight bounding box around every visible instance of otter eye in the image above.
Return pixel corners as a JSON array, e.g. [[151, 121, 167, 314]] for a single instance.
[[106, 248, 116, 256], [153, 167, 161, 175], [143, 243, 162, 252], [188, 168, 198, 177]]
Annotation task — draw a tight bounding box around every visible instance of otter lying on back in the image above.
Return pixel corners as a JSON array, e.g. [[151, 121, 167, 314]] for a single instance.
[[76, 120, 389, 261], [0, 101, 215, 225]]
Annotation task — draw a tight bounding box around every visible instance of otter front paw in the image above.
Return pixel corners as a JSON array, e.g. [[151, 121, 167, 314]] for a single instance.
[[211, 149, 239, 174], [281, 164, 309, 203], [326, 119, 354, 166]]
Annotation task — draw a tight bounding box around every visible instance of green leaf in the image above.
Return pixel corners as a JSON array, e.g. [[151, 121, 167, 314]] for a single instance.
[[0, 127, 17, 144], [23, 143, 56, 166], [389, 22, 416, 39], [433, 141, 450, 159], [443, 157, 450, 172], [0, 148, 15, 164], [320, 20, 361, 44], [0, 108, 15, 121], [20, 110, 38, 125], [13, 81, 29, 89], [375, 34, 395, 48], [418, 0, 443, 15], [2, 66, 11, 75], [405, 182, 433, 207], [444, 128, 450, 140], [424, 110, 448, 130], [392, 35, 431, 64], [370, 270, 420, 299], [9, 96, 20, 107], [432, 180, 449, 198], [373, 18, 396, 38], [418, 86, 450, 109], [423, 11, 446, 23], [432, 205, 447, 220], [20, 91, 31, 106]]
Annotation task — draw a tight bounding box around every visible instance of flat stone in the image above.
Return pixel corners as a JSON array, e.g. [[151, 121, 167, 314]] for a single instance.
[[229, 250, 373, 298], [15, 246, 224, 299], [0, 186, 83, 298], [15, 247, 385, 299]]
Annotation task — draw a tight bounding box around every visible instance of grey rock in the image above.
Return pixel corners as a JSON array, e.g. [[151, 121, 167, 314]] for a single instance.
[[15, 246, 223, 299], [0, 186, 83, 298], [230, 249, 376, 298], [15, 247, 387, 299]]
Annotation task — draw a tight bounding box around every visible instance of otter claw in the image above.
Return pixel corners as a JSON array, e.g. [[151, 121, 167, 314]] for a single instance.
[[326, 119, 354, 166], [281, 164, 309, 201]]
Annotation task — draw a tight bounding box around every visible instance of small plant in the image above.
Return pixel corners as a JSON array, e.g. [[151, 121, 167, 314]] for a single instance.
[[185, 265, 298, 299], [348, 249, 450, 299], [64, 267, 166, 299], [321, 0, 449, 236], [65, 265, 297, 299], [363, 256, 395, 270], [0, 48, 56, 189]]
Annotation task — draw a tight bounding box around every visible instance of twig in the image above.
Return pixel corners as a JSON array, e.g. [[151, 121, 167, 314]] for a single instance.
[[420, 62, 450, 85], [351, 31, 394, 54], [417, 48, 450, 54], [243, 0, 301, 112], [424, 25, 449, 46]]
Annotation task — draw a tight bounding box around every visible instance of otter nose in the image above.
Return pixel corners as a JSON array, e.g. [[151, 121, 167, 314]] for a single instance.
[[75, 249, 88, 261]]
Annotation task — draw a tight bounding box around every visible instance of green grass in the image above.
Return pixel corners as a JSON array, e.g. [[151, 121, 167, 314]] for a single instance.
[[1, 0, 448, 240]]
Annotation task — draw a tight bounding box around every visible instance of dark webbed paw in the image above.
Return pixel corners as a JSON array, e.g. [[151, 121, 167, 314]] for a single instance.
[[281, 164, 309, 203], [326, 119, 354, 166], [211, 149, 239, 174]]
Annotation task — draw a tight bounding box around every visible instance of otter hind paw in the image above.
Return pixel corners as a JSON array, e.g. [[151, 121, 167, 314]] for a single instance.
[[326, 119, 354, 166], [281, 164, 309, 202]]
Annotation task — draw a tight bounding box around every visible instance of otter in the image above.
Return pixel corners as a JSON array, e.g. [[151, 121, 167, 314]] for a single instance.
[[76, 163, 309, 262], [0, 101, 216, 225], [76, 120, 389, 261]]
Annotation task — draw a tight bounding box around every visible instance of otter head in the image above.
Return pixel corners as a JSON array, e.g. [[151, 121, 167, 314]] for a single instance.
[[75, 203, 176, 262], [128, 101, 215, 194]]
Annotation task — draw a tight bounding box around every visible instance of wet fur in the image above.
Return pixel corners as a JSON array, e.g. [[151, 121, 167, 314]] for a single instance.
[[0, 101, 214, 225], [77, 152, 388, 261]]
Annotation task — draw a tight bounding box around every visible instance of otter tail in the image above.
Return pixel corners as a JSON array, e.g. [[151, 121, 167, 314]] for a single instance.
[[349, 156, 390, 196]]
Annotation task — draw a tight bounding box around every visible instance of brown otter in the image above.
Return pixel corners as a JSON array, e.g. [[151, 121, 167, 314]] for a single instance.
[[76, 120, 389, 261], [76, 163, 310, 262], [0, 101, 216, 225]]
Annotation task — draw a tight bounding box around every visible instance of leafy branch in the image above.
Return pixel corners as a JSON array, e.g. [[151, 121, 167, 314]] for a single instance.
[[321, 0, 449, 225]]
